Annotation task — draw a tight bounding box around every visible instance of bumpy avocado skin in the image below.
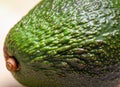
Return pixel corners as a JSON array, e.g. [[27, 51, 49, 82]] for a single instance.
[[4, 0, 120, 87]]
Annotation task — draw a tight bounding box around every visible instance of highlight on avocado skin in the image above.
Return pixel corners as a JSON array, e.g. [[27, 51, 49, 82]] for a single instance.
[[3, 0, 120, 87]]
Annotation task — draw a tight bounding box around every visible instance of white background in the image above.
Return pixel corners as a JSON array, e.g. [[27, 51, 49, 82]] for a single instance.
[[0, 0, 40, 87]]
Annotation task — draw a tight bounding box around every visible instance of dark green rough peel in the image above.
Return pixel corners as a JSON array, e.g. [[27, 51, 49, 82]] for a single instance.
[[4, 0, 120, 87]]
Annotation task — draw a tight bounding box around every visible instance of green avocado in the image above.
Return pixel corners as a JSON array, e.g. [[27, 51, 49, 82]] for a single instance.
[[3, 0, 120, 87]]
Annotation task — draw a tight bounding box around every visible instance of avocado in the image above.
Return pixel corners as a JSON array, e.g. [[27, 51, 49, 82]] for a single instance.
[[3, 0, 120, 87]]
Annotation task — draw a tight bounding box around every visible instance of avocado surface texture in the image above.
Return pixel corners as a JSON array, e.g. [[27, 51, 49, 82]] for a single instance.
[[4, 0, 120, 87]]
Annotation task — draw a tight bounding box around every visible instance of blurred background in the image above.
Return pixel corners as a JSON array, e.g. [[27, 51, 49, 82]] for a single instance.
[[0, 0, 40, 87]]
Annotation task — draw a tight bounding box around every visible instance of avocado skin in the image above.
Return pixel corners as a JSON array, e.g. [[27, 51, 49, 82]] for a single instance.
[[4, 0, 120, 87]]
